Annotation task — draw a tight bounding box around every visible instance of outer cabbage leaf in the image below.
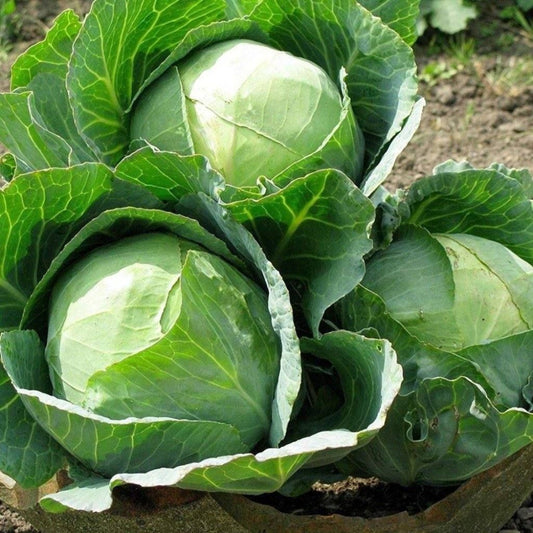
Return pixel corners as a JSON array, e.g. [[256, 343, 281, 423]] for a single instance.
[[339, 375, 533, 485], [358, 0, 421, 45], [39, 429, 367, 513], [0, 92, 75, 173], [0, 10, 94, 174], [458, 331, 533, 411], [34, 330, 402, 513], [292, 331, 402, 440], [0, 356, 65, 488], [2, 330, 250, 478], [225, 169, 375, 335], [0, 164, 160, 331], [405, 168, 533, 264], [361, 96, 425, 196], [115, 146, 225, 200], [9, 10, 95, 166]]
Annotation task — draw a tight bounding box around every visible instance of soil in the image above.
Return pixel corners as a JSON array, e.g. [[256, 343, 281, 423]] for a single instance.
[[0, 1, 532, 532]]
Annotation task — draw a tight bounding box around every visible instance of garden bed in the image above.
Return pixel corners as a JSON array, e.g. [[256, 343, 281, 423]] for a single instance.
[[0, 1, 532, 531]]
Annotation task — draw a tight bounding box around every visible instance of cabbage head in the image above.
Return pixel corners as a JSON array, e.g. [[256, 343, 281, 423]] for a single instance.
[[45, 232, 280, 452], [131, 39, 363, 186], [362, 231, 532, 352]]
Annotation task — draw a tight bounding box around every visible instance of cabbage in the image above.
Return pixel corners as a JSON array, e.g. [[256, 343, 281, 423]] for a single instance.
[[45, 232, 280, 451], [131, 39, 364, 186], [362, 231, 533, 351], [337, 165, 533, 485]]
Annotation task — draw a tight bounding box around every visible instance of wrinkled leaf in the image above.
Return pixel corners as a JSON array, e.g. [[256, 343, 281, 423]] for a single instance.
[[340, 376, 533, 485], [226, 169, 375, 334], [9, 10, 94, 165], [115, 146, 225, 200], [2, 330, 249, 478], [0, 345, 65, 487], [0, 164, 160, 330], [294, 331, 402, 440], [405, 169, 533, 264]]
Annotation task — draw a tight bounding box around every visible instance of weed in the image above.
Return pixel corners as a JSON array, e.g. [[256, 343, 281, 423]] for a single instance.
[[484, 55, 533, 94], [419, 60, 462, 86], [0, 0, 15, 42], [444, 33, 476, 65], [501, 5, 533, 40]]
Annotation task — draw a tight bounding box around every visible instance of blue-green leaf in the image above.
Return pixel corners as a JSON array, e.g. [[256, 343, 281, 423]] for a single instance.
[[361, 96, 425, 196], [0, 92, 74, 172], [9, 10, 94, 165], [295, 331, 402, 438], [40, 428, 375, 512], [115, 146, 225, 200], [458, 332, 533, 411], [405, 169, 533, 264], [225, 169, 375, 334], [0, 333, 65, 488], [340, 376, 533, 485]]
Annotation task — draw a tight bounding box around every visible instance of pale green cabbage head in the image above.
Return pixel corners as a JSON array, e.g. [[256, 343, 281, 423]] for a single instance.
[[45, 232, 281, 450], [131, 39, 363, 186], [362, 232, 533, 352]]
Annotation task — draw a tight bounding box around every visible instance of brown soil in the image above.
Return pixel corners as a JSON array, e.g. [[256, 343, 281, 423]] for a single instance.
[[0, 1, 532, 532], [390, 56, 533, 189]]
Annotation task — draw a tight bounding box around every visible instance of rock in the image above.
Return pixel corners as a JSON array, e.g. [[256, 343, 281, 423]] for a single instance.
[[516, 506, 533, 521], [433, 85, 456, 105]]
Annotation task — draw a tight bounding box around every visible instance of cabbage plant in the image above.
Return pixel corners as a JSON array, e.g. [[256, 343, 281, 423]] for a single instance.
[[336, 162, 533, 485], [0, 163, 402, 512], [0, 0, 420, 192]]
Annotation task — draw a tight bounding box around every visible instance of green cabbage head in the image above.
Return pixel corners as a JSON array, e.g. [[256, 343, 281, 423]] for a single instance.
[[362, 231, 533, 351], [130, 39, 364, 186], [45, 232, 280, 453]]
